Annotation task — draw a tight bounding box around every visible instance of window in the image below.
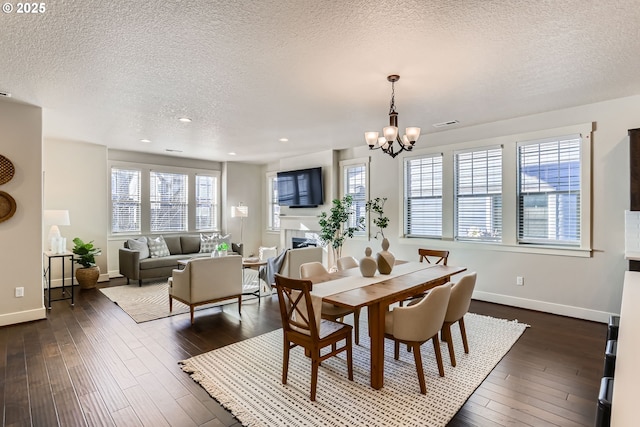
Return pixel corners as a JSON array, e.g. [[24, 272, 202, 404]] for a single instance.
[[150, 171, 188, 232], [404, 154, 443, 238], [518, 135, 581, 245], [455, 147, 502, 242], [111, 168, 141, 233], [267, 173, 280, 231], [343, 163, 367, 232], [195, 175, 217, 230]]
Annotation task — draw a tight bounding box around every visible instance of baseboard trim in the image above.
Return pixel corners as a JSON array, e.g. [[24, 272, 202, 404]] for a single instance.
[[473, 291, 614, 323], [49, 273, 110, 288], [0, 307, 46, 326]]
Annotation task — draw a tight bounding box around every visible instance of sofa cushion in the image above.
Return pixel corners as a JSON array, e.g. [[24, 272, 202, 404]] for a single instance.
[[199, 233, 218, 253], [163, 235, 182, 255], [127, 237, 150, 260], [139, 254, 186, 270], [148, 235, 170, 258], [181, 235, 201, 254]]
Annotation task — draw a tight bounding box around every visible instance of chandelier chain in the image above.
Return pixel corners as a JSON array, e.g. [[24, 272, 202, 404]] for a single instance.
[[389, 81, 396, 114]]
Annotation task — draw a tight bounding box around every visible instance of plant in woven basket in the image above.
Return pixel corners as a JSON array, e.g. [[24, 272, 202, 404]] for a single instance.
[[72, 237, 102, 289]]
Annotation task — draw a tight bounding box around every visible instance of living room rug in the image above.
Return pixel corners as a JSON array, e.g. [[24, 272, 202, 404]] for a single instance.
[[180, 313, 528, 427], [99, 270, 264, 323]]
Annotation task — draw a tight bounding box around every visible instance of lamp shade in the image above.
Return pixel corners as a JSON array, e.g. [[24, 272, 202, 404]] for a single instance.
[[231, 205, 248, 218], [44, 210, 70, 226]]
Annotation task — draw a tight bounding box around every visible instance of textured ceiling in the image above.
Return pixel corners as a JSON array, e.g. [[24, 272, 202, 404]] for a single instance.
[[2, 0, 640, 163]]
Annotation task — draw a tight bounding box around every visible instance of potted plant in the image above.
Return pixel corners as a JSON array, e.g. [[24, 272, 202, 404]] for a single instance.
[[365, 197, 389, 239], [72, 237, 101, 289], [318, 195, 364, 268], [217, 241, 229, 257]]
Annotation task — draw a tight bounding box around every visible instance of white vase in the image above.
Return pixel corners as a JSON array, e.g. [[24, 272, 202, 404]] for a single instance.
[[376, 238, 395, 275]]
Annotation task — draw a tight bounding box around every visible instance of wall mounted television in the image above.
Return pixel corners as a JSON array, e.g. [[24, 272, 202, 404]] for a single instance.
[[277, 167, 324, 208]]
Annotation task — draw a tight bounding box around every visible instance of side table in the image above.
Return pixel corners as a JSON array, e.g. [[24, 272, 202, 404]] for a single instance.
[[242, 258, 267, 303], [43, 251, 75, 309]]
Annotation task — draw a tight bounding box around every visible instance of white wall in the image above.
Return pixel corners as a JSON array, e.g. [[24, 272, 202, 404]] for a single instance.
[[0, 100, 46, 326], [339, 94, 640, 322], [43, 139, 109, 282], [225, 162, 263, 256]]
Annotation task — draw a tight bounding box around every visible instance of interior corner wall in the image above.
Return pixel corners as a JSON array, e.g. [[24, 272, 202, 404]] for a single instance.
[[43, 139, 109, 283], [225, 162, 263, 256], [0, 100, 46, 326]]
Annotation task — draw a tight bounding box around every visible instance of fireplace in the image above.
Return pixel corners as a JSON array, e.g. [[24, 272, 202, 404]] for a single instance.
[[292, 237, 318, 249]]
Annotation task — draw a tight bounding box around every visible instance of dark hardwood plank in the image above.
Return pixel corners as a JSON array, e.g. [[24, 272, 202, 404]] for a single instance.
[[0, 279, 605, 427]]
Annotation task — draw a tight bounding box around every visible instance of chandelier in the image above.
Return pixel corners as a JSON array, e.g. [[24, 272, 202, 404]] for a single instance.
[[364, 75, 421, 158]]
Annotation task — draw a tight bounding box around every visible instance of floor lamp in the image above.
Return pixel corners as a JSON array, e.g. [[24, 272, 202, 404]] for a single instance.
[[231, 203, 248, 243]]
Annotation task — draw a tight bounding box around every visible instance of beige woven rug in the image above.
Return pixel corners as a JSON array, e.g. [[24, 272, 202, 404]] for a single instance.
[[100, 270, 263, 323], [180, 313, 528, 427]]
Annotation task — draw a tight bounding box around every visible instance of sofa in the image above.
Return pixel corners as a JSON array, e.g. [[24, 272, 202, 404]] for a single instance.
[[119, 234, 243, 285]]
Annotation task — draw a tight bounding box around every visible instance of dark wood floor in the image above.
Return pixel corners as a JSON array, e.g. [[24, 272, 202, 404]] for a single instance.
[[0, 279, 606, 426]]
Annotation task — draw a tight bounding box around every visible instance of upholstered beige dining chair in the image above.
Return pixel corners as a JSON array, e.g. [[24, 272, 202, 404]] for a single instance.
[[401, 248, 451, 307], [441, 272, 477, 367], [336, 256, 359, 271], [384, 282, 452, 394], [273, 273, 353, 401], [300, 262, 361, 345]]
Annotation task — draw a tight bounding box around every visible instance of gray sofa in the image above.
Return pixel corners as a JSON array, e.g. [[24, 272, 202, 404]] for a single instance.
[[119, 234, 243, 285]]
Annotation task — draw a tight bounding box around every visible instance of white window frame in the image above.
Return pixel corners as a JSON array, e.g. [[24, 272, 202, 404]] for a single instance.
[[454, 146, 503, 243], [195, 174, 218, 231], [111, 167, 142, 234], [340, 157, 369, 237], [109, 160, 221, 236], [397, 123, 592, 257], [403, 153, 444, 238], [266, 171, 280, 232]]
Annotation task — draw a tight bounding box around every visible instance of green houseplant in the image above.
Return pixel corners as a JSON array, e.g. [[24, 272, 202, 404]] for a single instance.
[[318, 195, 365, 266], [365, 197, 389, 239], [72, 237, 101, 289]]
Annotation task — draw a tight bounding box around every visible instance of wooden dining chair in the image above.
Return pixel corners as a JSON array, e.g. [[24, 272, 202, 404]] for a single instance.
[[300, 262, 361, 345], [400, 248, 450, 307], [384, 282, 452, 394], [336, 256, 359, 271], [441, 272, 477, 366], [273, 273, 353, 401]]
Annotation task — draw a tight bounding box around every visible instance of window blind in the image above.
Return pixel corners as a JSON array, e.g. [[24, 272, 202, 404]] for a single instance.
[[404, 154, 443, 237], [195, 175, 217, 230], [518, 135, 581, 245], [111, 168, 141, 233], [455, 147, 502, 242], [344, 164, 367, 231], [150, 171, 188, 232]]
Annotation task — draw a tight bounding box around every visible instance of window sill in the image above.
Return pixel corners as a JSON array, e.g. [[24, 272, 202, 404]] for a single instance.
[[398, 237, 592, 258]]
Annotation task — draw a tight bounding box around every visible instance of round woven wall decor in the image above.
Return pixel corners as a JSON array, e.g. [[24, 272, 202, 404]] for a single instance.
[[0, 155, 15, 185], [0, 191, 16, 223]]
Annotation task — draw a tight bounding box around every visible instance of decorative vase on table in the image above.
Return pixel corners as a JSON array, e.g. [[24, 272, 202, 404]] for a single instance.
[[376, 238, 395, 275], [359, 247, 377, 277]]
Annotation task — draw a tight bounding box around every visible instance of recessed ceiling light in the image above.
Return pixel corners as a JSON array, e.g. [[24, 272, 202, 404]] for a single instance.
[[140, 139, 151, 143], [279, 138, 289, 142], [228, 152, 237, 156], [178, 117, 192, 123]]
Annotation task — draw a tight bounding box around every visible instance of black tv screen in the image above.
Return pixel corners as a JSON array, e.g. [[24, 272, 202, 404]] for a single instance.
[[277, 167, 324, 208]]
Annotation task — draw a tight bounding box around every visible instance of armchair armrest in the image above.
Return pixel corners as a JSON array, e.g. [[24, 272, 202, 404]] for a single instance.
[[169, 266, 192, 302]]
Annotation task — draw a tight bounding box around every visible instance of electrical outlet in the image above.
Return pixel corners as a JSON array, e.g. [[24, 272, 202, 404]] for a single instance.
[[15, 287, 24, 297], [516, 276, 524, 286]]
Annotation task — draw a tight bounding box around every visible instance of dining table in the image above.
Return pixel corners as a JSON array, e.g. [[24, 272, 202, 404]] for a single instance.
[[309, 262, 467, 390]]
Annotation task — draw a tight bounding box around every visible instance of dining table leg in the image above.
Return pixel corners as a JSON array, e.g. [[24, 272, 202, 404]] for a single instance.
[[368, 300, 388, 389]]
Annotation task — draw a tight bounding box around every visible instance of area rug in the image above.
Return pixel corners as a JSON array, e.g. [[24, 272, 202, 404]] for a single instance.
[[180, 313, 528, 427], [99, 270, 264, 323]]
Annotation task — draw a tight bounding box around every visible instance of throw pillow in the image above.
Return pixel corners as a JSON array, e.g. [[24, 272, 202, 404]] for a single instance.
[[259, 246, 277, 261], [127, 237, 150, 260], [199, 233, 218, 253], [148, 235, 170, 258]]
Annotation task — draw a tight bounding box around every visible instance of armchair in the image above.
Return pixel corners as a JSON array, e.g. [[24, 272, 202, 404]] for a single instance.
[[168, 255, 243, 324]]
